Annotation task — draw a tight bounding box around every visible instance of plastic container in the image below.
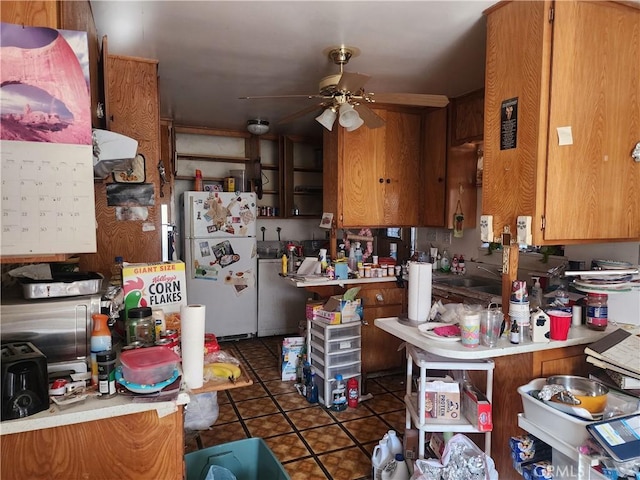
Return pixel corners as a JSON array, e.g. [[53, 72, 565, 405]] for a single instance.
[[110, 256, 124, 287], [586, 293, 608, 331], [194, 169, 203, 192], [185, 438, 290, 480], [229, 169, 247, 192], [372, 438, 393, 480], [120, 345, 180, 385], [385, 430, 403, 456], [381, 453, 410, 480], [126, 306, 155, 347], [330, 374, 347, 411], [97, 350, 117, 398]]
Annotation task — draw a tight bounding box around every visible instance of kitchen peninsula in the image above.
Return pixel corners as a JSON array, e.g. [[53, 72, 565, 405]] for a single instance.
[[375, 317, 611, 477]]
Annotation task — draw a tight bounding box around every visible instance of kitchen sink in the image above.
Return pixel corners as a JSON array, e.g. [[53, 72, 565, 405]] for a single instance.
[[468, 284, 503, 295], [433, 276, 498, 288]]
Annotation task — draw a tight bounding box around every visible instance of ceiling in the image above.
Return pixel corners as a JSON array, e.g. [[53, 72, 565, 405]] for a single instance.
[[90, 1, 494, 138]]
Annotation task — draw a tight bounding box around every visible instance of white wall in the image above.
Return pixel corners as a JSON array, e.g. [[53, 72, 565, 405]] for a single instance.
[[415, 188, 639, 265]]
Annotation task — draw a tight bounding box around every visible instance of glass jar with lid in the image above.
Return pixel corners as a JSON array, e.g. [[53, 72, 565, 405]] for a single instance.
[[586, 293, 608, 331], [126, 307, 156, 346]]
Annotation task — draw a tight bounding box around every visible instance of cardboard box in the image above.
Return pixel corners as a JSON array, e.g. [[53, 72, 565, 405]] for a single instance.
[[281, 336, 305, 381], [462, 383, 493, 432], [419, 377, 460, 420], [315, 295, 363, 325], [122, 261, 187, 332], [305, 300, 324, 321]]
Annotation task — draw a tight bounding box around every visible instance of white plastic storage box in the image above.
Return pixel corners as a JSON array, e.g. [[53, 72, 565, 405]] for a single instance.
[[518, 378, 593, 448]]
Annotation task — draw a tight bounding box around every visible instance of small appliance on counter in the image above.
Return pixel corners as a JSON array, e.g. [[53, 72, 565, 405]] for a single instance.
[[1, 342, 49, 420]]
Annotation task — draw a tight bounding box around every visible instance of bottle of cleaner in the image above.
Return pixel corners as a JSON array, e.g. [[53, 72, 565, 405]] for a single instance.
[[530, 276, 543, 310], [372, 437, 393, 480], [354, 242, 363, 266], [440, 249, 451, 272], [348, 246, 357, 272], [385, 430, 403, 456], [330, 374, 347, 411], [381, 453, 410, 480], [90, 314, 112, 386], [347, 376, 359, 408]]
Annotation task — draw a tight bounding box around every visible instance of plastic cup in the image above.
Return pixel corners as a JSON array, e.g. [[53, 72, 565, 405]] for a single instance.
[[460, 312, 481, 348], [548, 310, 572, 340], [480, 309, 503, 347]]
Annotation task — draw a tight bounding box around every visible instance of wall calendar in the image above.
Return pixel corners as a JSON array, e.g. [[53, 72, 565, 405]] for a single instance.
[[1, 140, 96, 256]]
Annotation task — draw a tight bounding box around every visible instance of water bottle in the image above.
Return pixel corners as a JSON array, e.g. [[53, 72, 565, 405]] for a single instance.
[[330, 374, 347, 411], [306, 372, 318, 403], [372, 437, 392, 480]]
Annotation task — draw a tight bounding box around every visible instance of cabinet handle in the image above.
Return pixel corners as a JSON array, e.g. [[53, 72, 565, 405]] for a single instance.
[[438, 177, 444, 183], [379, 178, 384, 183], [386, 178, 391, 184]]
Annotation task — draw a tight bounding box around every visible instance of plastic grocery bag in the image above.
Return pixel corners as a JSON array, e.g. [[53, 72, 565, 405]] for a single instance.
[[411, 434, 499, 480], [184, 392, 219, 431], [204, 465, 237, 480]]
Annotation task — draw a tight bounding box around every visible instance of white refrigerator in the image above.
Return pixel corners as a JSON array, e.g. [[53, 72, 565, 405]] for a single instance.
[[183, 191, 258, 338]]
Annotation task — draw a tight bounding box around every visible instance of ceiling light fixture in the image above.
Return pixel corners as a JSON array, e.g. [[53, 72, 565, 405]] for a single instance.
[[247, 119, 270, 135], [338, 103, 362, 130], [315, 107, 337, 131]]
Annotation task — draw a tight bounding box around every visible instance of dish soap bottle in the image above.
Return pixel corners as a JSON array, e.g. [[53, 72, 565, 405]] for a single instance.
[[530, 276, 543, 310], [354, 242, 363, 267], [348, 246, 357, 272], [440, 249, 451, 273]]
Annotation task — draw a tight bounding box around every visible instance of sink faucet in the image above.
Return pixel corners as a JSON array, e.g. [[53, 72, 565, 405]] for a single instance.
[[477, 265, 502, 278]]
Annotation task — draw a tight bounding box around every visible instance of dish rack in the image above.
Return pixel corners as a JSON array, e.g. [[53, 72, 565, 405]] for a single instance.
[[404, 344, 494, 459]]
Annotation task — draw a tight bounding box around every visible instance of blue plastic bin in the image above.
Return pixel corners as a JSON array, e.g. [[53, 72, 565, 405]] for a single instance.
[[185, 438, 290, 480]]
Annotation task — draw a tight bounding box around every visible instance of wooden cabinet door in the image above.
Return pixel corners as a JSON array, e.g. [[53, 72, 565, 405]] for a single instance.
[[484, 0, 640, 244], [450, 89, 484, 146], [383, 110, 422, 226], [543, 1, 640, 241], [79, 56, 162, 277], [421, 108, 447, 227], [340, 113, 387, 226]]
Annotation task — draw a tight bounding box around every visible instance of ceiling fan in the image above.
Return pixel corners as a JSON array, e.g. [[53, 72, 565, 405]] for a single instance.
[[239, 46, 450, 132]]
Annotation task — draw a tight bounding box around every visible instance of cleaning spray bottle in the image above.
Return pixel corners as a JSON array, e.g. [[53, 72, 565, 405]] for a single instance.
[[530, 276, 543, 310]]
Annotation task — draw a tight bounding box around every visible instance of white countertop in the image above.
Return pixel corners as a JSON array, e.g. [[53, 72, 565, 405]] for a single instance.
[[290, 276, 398, 288], [0, 390, 190, 436], [374, 317, 615, 359]]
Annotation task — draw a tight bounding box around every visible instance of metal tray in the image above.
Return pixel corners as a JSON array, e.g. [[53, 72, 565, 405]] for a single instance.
[[20, 272, 104, 299]]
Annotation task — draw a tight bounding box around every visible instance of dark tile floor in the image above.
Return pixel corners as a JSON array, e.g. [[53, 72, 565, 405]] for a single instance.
[[184, 335, 407, 480]]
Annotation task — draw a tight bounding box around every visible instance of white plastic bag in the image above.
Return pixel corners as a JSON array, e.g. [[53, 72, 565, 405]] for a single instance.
[[184, 392, 219, 431]]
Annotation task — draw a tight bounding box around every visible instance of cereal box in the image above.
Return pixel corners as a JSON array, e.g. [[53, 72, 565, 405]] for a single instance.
[[122, 261, 187, 332]]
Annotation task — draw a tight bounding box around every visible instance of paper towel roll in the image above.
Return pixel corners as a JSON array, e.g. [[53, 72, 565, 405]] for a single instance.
[[180, 304, 206, 389], [408, 262, 432, 322]]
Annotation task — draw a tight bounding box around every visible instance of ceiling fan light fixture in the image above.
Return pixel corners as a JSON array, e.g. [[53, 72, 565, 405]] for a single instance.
[[346, 115, 365, 132], [338, 102, 361, 128], [315, 107, 337, 131], [247, 119, 270, 135]]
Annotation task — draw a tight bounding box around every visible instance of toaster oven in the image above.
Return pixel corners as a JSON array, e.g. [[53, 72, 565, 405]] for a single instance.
[[0, 293, 102, 372]]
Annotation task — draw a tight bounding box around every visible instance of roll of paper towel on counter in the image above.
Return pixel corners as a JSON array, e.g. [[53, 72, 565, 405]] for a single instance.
[[181, 304, 206, 389], [408, 262, 432, 322]]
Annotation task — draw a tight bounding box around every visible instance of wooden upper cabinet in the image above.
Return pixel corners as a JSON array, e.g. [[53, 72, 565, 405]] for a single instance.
[[483, 0, 640, 244], [450, 89, 484, 146], [324, 107, 422, 228], [421, 108, 448, 227]]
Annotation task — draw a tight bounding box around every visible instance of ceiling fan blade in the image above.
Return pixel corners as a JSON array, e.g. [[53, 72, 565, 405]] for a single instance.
[[369, 93, 450, 108], [239, 94, 323, 100], [277, 103, 327, 125], [353, 104, 385, 129], [337, 72, 371, 93]]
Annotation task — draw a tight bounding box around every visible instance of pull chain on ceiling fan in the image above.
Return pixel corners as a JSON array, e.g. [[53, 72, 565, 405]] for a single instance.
[[239, 46, 449, 131]]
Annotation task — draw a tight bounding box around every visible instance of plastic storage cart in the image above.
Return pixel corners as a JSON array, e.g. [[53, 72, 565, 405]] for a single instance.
[[404, 344, 494, 459], [307, 318, 361, 407], [185, 438, 290, 480]]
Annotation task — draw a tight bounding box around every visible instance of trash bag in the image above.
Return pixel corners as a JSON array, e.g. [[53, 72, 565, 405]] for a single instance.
[[184, 392, 219, 431], [203, 465, 237, 480]]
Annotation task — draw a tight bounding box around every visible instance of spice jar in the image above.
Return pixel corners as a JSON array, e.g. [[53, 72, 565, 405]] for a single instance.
[[586, 293, 608, 331], [126, 307, 155, 346]]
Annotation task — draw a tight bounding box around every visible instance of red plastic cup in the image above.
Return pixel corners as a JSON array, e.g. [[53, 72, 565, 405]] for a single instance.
[[548, 310, 572, 340]]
